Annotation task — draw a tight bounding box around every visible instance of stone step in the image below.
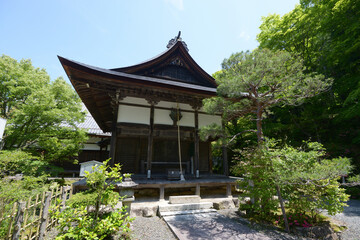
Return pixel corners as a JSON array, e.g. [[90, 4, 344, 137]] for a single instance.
[[169, 195, 201, 204], [160, 208, 217, 217], [158, 202, 213, 213]]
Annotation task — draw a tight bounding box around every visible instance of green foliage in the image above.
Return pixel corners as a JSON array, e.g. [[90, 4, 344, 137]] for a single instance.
[[0, 175, 51, 239], [348, 175, 360, 183], [67, 191, 99, 208], [54, 206, 131, 240], [0, 55, 49, 118], [0, 150, 47, 176], [0, 55, 88, 164], [257, 0, 360, 169], [345, 186, 360, 200], [235, 140, 351, 223], [54, 160, 133, 239], [203, 48, 331, 144], [0, 175, 48, 205]]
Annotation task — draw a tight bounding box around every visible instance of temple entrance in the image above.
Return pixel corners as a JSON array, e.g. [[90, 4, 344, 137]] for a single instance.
[[152, 139, 192, 174]]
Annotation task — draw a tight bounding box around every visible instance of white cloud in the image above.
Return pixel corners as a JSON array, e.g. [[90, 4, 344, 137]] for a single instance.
[[238, 31, 251, 41], [165, 0, 184, 10]]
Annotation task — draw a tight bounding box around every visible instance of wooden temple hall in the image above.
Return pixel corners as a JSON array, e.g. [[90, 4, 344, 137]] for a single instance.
[[59, 33, 230, 182]]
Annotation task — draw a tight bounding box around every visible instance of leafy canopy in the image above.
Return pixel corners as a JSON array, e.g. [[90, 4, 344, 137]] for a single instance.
[[257, 0, 360, 167], [0, 55, 88, 163], [203, 48, 332, 142]]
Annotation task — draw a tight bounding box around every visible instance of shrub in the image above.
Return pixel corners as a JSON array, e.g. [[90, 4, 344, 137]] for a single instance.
[[235, 139, 351, 231], [53, 159, 133, 239]]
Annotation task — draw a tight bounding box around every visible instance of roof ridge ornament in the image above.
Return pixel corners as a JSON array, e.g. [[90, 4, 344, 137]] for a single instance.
[[166, 31, 189, 51]]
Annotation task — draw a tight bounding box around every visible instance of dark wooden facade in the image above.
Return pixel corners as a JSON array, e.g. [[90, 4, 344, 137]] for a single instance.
[[59, 35, 227, 178]]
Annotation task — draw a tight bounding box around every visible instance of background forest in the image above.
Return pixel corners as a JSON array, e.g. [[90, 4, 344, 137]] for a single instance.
[[218, 0, 360, 173]]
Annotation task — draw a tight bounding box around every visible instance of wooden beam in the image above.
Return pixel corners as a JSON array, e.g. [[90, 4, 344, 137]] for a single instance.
[[222, 121, 229, 176], [146, 105, 155, 177], [109, 105, 119, 166]]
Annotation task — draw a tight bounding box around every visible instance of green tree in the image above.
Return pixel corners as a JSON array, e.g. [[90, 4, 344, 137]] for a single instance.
[[0, 55, 49, 118], [235, 140, 351, 232], [257, 0, 360, 168], [0, 55, 88, 164], [203, 49, 332, 143]]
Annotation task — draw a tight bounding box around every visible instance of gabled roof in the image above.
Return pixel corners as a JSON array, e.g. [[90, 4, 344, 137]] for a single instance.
[[58, 37, 217, 132], [111, 40, 217, 88], [58, 56, 217, 94]]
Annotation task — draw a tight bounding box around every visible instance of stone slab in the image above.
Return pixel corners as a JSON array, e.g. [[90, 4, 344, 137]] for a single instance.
[[213, 199, 236, 210], [169, 195, 201, 204], [163, 212, 273, 240], [159, 202, 213, 213], [160, 209, 217, 217]]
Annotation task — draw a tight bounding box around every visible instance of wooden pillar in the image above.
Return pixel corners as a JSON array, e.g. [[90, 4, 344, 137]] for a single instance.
[[12, 201, 25, 240], [38, 192, 51, 240], [159, 185, 165, 201], [195, 184, 201, 196], [109, 105, 118, 166], [222, 145, 228, 176], [208, 142, 213, 174], [222, 121, 229, 176], [226, 184, 232, 198], [146, 105, 154, 178], [194, 109, 200, 178]]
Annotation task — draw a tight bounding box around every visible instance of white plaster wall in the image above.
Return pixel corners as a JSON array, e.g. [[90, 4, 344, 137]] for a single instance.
[[199, 114, 222, 128], [83, 143, 101, 151], [156, 101, 193, 111], [154, 109, 195, 127], [121, 97, 150, 106], [117, 105, 150, 125], [179, 112, 195, 127], [154, 109, 173, 125], [87, 137, 102, 144]]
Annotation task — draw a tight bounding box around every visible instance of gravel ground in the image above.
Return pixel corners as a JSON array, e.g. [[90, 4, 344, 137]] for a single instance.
[[130, 216, 177, 240], [130, 210, 309, 240], [217, 209, 310, 240], [325, 200, 360, 240]]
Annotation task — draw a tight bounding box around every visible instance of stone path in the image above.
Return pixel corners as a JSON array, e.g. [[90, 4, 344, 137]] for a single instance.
[[327, 200, 360, 240], [163, 212, 273, 240]]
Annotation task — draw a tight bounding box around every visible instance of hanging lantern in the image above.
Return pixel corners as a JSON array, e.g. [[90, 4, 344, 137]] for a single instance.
[[169, 108, 182, 125]]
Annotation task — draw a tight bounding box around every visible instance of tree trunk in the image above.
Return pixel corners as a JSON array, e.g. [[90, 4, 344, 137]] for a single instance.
[[256, 104, 263, 144], [276, 185, 290, 233]]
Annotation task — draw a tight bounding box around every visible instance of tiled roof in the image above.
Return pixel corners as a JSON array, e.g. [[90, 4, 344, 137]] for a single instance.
[[65, 57, 217, 94], [80, 105, 111, 136], [78, 113, 111, 137], [62, 105, 111, 137]]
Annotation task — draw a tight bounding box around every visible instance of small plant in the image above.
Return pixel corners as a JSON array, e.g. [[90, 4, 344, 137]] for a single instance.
[[274, 212, 314, 229], [53, 159, 133, 239]]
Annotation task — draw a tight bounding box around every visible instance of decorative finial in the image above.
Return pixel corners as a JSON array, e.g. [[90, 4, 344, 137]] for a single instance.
[[166, 31, 188, 51]]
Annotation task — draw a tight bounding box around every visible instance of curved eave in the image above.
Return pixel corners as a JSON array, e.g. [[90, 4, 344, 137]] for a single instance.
[[58, 56, 217, 132], [58, 56, 217, 96], [111, 41, 217, 87]]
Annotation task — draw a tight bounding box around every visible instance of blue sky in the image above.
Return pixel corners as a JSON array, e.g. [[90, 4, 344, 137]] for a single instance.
[[0, 0, 299, 82]]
